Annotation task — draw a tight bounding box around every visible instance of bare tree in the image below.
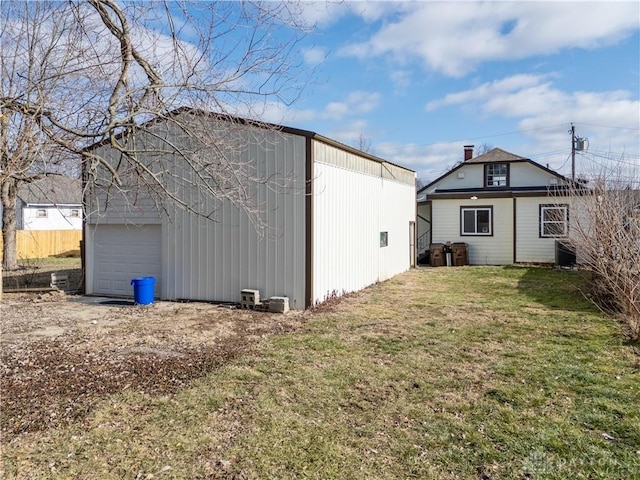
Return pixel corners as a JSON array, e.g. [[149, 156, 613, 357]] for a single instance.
[[476, 142, 493, 156], [1, 0, 310, 270], [561, 161, 640, 340], [354, 133, 372, 154], [416, 177, 428, 191]]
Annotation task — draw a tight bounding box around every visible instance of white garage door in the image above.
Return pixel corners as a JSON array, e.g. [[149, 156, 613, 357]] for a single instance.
[[92, 224, 162, 297]]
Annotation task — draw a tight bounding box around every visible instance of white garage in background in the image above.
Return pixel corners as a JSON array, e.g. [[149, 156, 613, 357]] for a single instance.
[[84, 109, 416, 308]]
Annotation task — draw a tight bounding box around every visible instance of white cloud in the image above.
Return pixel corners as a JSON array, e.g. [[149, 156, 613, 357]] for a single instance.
[[302, 47, 327, 66], [322, 91, 381, 120], [390, 69, 412, 91], [423, 73, 640, 178], [341, 2, 639, 77], [297, 1, 402, 27], [425, 74, 552, 111], [326, 119, 371, 145], [241, 90, 382, 129], [295, 2, 349, 27], [376, 141, 464, 183]]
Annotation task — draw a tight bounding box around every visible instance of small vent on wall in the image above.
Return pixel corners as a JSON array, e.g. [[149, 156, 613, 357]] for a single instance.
[[457, 172, 465, 179]]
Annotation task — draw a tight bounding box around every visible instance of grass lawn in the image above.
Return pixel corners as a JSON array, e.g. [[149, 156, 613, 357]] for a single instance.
[[2, 266, 639, 479], [2, 257, 82, 291]]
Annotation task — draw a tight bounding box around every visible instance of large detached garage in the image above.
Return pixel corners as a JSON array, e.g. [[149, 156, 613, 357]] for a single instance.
[[84, 109, 416, 309]]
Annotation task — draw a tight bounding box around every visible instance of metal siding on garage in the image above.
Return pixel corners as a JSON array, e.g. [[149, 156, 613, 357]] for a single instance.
[[91, 224, 162, 297], [313, 161, 380, 303], [379, 178, 416, 279], [164, 128, 307, 308], [312, 141, 415, 305]]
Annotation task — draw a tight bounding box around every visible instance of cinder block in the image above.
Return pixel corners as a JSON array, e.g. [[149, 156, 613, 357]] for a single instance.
[[50, 272, 69, 290], [241, 289, 261, 309], [268, 296, 289, 313]]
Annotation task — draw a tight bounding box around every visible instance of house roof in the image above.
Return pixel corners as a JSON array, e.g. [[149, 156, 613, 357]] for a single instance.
[[463, 147, 528, 164], [418, 147, 570, 195], [18, 175, 82, 205]]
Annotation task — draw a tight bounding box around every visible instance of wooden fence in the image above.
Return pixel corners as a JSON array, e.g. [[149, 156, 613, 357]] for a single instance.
[[0, 230, 82, 260]]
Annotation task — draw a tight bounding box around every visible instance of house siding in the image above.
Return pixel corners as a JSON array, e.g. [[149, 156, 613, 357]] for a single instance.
[[425, 161, 566, 194], [22, 205, 83, 230], [312, 141, 415, 304], [515, 196, 559, 263], [509, 163, 564, 188], [425, 164, 484, 192], [432, 198, 513, 265]]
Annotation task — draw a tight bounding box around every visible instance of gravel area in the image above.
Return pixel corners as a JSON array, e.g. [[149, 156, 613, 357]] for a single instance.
[[0, 291, 304, 440]]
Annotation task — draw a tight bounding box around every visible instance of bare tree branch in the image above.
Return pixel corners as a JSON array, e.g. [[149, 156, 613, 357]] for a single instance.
[[558, 159, 640, 340], [1, 0, 312, 269]]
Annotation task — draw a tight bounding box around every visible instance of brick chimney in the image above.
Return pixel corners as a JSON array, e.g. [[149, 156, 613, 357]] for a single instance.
[[464, 145, 474, 161]]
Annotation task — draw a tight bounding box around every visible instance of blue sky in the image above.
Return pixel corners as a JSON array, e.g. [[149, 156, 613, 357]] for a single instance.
[[257, 1, 640, 185]]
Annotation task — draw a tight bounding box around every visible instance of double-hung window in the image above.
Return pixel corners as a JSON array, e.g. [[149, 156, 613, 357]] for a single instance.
[[540, 204, 569, 237], [461, 206, 492, 236], [485, 163, 508, 187]]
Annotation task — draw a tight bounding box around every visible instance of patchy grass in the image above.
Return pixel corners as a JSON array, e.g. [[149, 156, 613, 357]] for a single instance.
[[2, 257, 82, 291], [2, 266, 639, 479]]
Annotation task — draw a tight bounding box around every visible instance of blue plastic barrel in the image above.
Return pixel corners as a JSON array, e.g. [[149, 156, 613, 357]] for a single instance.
[[131, 276, 156, 305]]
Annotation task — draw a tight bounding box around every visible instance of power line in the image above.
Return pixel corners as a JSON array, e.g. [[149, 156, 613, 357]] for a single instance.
[[407, 123, 569, 149], [581, 150, 640, 166], [573, 122, 640, 132]]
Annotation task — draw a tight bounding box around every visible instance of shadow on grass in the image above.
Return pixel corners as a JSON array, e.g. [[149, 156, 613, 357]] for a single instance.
[[53, 250, 81, 258], [2, 264, 83, 292], [508, 265, 597, 314]]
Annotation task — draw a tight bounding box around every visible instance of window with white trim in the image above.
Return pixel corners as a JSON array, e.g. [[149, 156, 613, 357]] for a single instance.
[[485, 163, 508, 187], [461, 206, 492, 235], [540, 204, 568, 237]]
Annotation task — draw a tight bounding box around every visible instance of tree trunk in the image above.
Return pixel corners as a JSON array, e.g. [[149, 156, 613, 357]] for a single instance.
[[1, 177, 19, 270]]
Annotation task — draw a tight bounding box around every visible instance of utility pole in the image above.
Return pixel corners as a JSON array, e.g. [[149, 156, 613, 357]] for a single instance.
[[570, 123, 576, 182], [569, 123, 586, 182]]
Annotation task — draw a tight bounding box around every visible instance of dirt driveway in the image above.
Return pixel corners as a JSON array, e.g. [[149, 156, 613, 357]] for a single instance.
[[0, 292, 305, 440]]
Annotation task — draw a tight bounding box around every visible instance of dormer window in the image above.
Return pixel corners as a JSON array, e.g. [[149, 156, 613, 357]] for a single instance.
[[485, 163, 508, 187]]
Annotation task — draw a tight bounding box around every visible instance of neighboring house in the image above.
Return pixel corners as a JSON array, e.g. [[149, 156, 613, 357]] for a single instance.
[[17, 175, 83, 230], [84, 109, 416, 309], [417, 146, 574, 265]]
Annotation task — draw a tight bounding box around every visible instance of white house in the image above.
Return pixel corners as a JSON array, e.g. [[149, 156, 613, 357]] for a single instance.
[[84, 109, 416, 309], [417, 146, 575, 265], [17, 175, 83, 231]]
